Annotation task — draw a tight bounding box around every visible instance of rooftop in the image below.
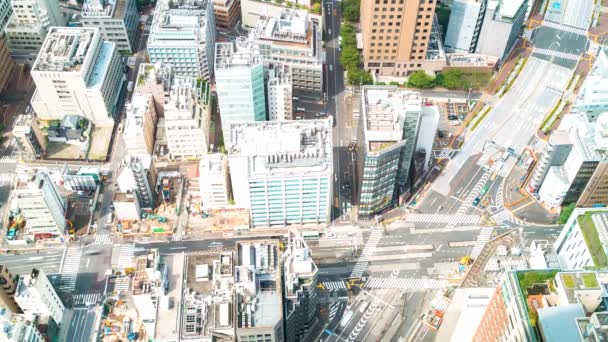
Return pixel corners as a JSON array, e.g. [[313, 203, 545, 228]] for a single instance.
[[283, 232, 317, 302], [252, 9, 311, 47], [576, 311, 608, 342], [228, 120, 332, 176], [148, 0, 211, 46], [165, 77, 199, 117], [199, 154, 227, 177], [33, 27, 99, 73], [577, 212, 608, 268], [136, 63, 173, 91], [82, 0, 127, 19], [362, 86, 422, 153], [435, 288, 496, 342], [491, 0, 526, 21], [538, 303, 586, 342], [124, 94, 152, 136], [215, 37, 262, 69]]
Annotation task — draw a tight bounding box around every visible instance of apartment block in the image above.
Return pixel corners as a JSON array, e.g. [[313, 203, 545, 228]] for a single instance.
[[215, 39, 267, 145], [148, 0, 216, 79], [4, 0, 66, 63], [267, 63, 293, 121], [356, 86, 422, 220], [117, 155, 157, 209], [81, 0, 139, 53], [475, 0, 527, 60], [250, 9, 324, 97], [573, 48, 608, 122], [0, 265, 20, 313], [212, 0, 240, 29], [444, 0, 486, 53], [555, 207, 608, 270], [228, 120, 332, 227], [30, 27, 124, 127], [235, 241, 284, 341], [124, 94, 157, 157], [13, 114, 46, 160], [360, 0, 439, 76], [164, 77, 211, 160], [134, 63, 173, 118], [199, 153, 230, 209], [14, 269, 65, 327], [0, 307, 45, 342]]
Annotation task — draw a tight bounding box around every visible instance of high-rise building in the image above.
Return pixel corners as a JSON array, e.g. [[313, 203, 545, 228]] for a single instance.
[[249, 9, 324, 97], [283, 232, 319, 342], [12, 114, 46, 160], [360, 0, 438, 76], [228, 120, 332, 227], [0, 37, 14, 93], [117, 155, 157, 209], [475, 0, 527, 60], [148, 0, 216, 79], [0, 0, 12, 35], [81, 0, 139, 53], [215, 38, 267, 145], [199, 153, 230, 209], [4, 0, 66, 63], [554, 207, 608, 270], [14, 269, 65, 327], [356, 86, 422, 219], [0, 307, 45, 342], [267, 63, 293, 121], [30, 27, 124, 127], [529, 130, 573, 192], [164, 77, 211, 160], [124, 94, 157, 157], [240, 0, 314, 28], [444, 0, 487, 53], [0, 265, 20, 313], [134, 63, 173, 118], [212, 0, 240, 29], [573, 48, 608, 122]]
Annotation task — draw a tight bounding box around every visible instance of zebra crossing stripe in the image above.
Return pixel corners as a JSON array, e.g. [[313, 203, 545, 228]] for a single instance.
[[363, 277, 448, 290], [93, 233, 112, 245], [72, 292, 103, 306], [323, 281, 346, 290]]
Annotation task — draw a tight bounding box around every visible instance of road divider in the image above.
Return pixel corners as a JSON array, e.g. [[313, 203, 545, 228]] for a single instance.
[[448, 241, 476, 247]]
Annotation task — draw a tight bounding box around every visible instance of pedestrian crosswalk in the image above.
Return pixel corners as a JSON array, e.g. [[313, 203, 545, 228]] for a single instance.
[[113, 244, 135, 270], [533, 48, 580, 61], [328, 302, 342, 322], [542, 21, 587, 35], [403, 214, 482, 225], [92, 233, 112, 245], [470, 227, 494, 259], [0, 172, 14, 185], [323, 281, 347, 291], [364, 277, 448, 290], [58, 246, 83, 292], [171, 235, 182, 242], [457, 171, 491, 215], [0, 154, 17, 164], [495, 183, 505, 208], [72, 292, 103, 306], [350, 229, 383, 279], [491, 209, 524, 226]]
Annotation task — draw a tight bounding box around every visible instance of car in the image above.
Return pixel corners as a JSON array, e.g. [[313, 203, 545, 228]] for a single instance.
[[106, 213, 114, 224], [328, 29, 332, 35], [448, 115, 458, 121], [329, 65, 333, 71], [472, 197, 481, 206]]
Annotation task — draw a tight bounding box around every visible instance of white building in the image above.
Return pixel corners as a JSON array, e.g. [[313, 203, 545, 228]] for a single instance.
[[199, 154, 230, 209], [14, 269, 65, 326], [215, 38, 267, 145], [164, 77, 211, 160], [30, 27, 124, 127], [0, 307, 45, 342], [81, 0, 139, 53], [435, 288, 495, 341], [124, 94, 157, 157], [444, 0, 486, 53], [4, 0, 66, 63], [228, 120, 332, 227], [475, 0, 527, 60], [573, 48, 608, 122], [147, 0, 216, 79], [117, 155, 156, 209], [240, 0, 314, 28], [268, 63, 292, 121], [555, 207, 608, 270]]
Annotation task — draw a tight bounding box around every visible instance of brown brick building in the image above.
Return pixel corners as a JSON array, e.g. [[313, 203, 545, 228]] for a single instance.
[[0, 264, 20, 313], [577, 162, 608, 208], [213, 0, 241, 29], [0, 37, 14, 93]]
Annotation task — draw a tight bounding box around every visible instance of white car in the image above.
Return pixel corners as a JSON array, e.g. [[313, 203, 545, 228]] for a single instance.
[[329, 65, 333, 71]]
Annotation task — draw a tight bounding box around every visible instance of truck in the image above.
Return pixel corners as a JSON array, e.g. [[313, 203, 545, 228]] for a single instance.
[[339, 310, 354, 328], [127, 81, 134, 92]]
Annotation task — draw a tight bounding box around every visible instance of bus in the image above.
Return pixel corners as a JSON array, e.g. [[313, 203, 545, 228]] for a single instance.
[[302, 231, 320, 240]]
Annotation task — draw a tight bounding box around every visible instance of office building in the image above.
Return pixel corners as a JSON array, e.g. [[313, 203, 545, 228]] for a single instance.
[[215, 39, 267, 145], [9, 172, 66, 241], [573, 48, 608, 122], [13, 114, 47, 160], [4, 0, 66, 63], [529, 130, 573, 192], [240, 0, 313, 28], [435, 288, 495, 341], [235, 240, 284, 341], [228, 120, 332, 227], [164, 77, 211, 160], [356, 87, 422, 220], [148, 0, 216, 79], [0, 307, 45, 342], [212, 0, 240, 29], [117, 155, 157, 209], [81, 0, 139, 53], [0, 37, 14, 93], [250, 9, 324, 97], [0, 0, 11, 35], [575, 311, 608, 341], [475, 0, 527, 60], [267, 63, 293, 121], [0, 265, 20, 313], [124, 94, 157, 157], [283, 232, 319, 342], [360, 0, 438, 76], [14, 269, 65, 326], [30, 27, 124, 127], [444, 0, 486, 53], [554, 207, 608, 270], [199, 153, 230, 209], [134, 63, 173, 118]]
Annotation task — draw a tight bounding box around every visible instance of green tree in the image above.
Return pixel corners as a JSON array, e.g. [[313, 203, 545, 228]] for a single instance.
[[347, 68, 373, 85], [340, 46, 360, 70], [407, 70, 435, 89], [312, 2, 321, 13], [558, 203, 576, 224], [439, 69, 464, 89], [342, 0, 360, 22]]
